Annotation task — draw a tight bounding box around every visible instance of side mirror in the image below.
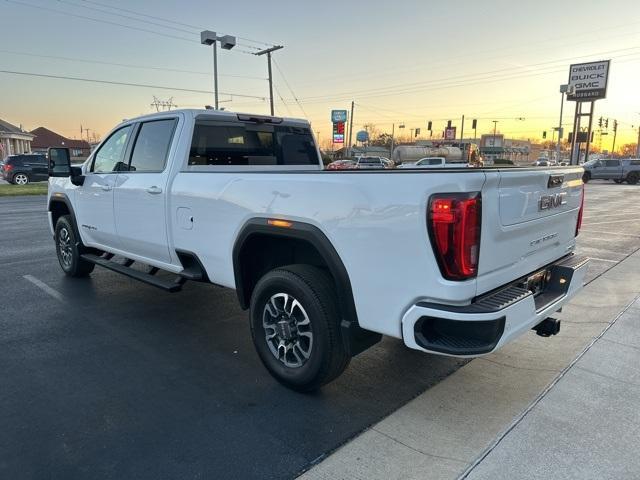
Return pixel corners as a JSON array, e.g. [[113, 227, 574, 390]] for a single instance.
[[48, 147, 84, 185], [48, 147, 72, 177]]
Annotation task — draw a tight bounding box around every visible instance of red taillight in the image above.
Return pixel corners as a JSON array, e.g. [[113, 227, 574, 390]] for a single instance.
[[575, 186, 585, 236], [428, 193, 481, 280], [3, 163, 13, 172]]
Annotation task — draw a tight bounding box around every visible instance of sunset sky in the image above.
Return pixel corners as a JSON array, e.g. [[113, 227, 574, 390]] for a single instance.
[[1, 0, 639, 149]]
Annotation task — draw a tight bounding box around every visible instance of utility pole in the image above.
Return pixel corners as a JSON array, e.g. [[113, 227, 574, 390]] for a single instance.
[[255, 45, 284, 116], [347, 101, 354, 157], [390, 123, 395, 159], [460, 115, 465, 142], [637, 124, 640, 157]]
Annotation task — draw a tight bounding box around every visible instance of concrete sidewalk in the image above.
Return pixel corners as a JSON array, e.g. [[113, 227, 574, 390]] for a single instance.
[[464, 296, 640, 480], [300, 250, 640, 480]]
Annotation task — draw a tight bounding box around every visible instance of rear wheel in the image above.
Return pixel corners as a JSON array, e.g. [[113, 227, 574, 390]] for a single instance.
[[614, 179, 624, 184], [582, 172, 591, 183], [55, 215, 95, 277], [627, 172, 639, 185], [13, 173, 29, 185], [250, 265, 350, 392]]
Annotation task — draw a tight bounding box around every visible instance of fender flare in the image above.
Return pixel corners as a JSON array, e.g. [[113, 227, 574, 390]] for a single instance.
[[48, 193, 80, 235], [232, 218, 381, 356]]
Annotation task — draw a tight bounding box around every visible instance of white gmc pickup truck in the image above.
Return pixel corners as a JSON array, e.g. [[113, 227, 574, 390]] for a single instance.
[[47, 109, 588, 391]]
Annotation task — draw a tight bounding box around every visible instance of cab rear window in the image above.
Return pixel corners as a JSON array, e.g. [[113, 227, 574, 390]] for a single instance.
[[188, 122, 318, 168]]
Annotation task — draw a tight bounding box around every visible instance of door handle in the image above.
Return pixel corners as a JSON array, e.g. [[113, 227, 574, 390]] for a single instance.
[[146, 186, 162, 195], [101, 185, 112, 191]]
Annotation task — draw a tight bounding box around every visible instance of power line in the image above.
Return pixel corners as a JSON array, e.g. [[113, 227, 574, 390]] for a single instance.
[[74, 0, 277, 47], [272, 58, 307, 118], [57, 0, 196, 35], [5, 0, 196, 43], [0, 68, 267, 99], [295, 20, 640, 89], [299, 46, 640, 102], [273, 85, 293, 116], [0, 49, 267, 79], [291, 53, 640, 105]]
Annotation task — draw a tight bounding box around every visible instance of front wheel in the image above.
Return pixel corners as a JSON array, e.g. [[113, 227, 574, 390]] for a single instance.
[[250, 265, 350, 392], [627, 172, 639, 185], [582, 172, 591, 183], [55, 215, 95, 277]]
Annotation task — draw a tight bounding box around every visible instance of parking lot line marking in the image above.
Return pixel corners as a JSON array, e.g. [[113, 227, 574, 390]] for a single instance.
[[588, 257, 619, 264], [582, 219, 637, 227], [23, 275, 64, 302], [580, 230, 640, 238]]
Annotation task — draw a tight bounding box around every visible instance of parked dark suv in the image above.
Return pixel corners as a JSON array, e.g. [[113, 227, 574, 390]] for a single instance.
[[1, 154, 48, 185]]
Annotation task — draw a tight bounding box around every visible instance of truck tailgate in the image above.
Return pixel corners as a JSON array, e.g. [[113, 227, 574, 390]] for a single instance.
[[476, 167, 583, 296]]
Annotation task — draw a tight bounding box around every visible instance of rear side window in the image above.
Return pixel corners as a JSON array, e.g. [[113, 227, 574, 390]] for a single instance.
[[92, 125, 132, 173], [128, 119, 177, 172], [188, 122, 318, 167], [605, 160, 620, 167], [629, 160, 640, 166]]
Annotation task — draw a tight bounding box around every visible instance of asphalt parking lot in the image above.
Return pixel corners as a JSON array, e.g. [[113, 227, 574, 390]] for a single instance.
[[0, 180, 638, 480]]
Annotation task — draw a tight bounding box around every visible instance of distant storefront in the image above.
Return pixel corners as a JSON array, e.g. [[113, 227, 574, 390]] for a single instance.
[[479, 134, 530, 165]]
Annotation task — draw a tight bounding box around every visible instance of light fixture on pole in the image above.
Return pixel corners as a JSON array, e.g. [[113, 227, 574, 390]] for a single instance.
[[255, 45, 284, 116], [200, 30, 236, 110], [556, 84, 568, 162]]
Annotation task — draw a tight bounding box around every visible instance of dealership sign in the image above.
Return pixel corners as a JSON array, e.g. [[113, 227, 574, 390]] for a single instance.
[[331, 110, 348, 123], [567, 60, 610, 101]]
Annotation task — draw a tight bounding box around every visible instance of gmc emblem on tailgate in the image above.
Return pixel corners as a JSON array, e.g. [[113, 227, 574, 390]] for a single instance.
[[539, 192, 567, 211]]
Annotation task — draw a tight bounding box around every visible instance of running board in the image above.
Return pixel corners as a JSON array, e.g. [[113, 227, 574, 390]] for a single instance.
[[81, 254, 185, 292]]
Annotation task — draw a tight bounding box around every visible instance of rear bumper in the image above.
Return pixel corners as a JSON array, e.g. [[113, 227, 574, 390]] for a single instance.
[[401, 254, 588, 356]]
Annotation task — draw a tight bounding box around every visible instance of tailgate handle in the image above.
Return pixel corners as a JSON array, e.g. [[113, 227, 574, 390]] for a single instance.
[[548, 175, 564, 188]]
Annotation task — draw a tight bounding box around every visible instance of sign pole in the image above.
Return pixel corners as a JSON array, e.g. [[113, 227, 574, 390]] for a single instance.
[[570, 102, 580, 165], [584, 101, 595, 164]]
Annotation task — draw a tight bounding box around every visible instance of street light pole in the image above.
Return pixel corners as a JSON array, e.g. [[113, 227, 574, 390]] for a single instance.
[[212, 40, 219, 109], [556, 84, 567, 162], [255, 45, 284, 116], [201, 30, 236, 110]]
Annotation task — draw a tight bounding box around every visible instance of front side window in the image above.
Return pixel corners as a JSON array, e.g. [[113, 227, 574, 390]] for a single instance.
[[128, 119, 177, 172], [91, 125, 132, 173], [188, 122, 317, 167]]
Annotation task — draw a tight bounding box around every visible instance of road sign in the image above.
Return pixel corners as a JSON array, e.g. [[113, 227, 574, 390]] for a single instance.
[[331, 110, 348, 123], [567, 60, 610, 101], [444, 127, 456, 140]]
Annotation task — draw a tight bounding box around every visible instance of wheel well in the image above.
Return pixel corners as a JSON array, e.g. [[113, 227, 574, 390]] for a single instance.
[[49, 200, 70, 228], [236, 234, 332, 308], [233, 219, 382, 356]]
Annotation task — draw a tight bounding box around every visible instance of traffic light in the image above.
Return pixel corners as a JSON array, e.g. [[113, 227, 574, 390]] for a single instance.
[[598, 117, 603, 128], [415, 128, 421, 137], [472, 119, 477, 129], [613, 120, 618, 132], [604, 118, 609, 129], [427, 121, 432, 131], [543, 131, 547, 139], [568, 132, 573, 143]]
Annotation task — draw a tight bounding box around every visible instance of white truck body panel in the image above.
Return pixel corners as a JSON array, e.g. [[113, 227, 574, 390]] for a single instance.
[[47, 109, 588, 358]]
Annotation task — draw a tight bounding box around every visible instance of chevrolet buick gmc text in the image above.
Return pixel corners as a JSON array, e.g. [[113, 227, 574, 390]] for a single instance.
[[46, 109, 588, 391]]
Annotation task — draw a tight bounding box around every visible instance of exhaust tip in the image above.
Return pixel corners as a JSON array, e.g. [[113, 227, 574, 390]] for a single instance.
[[533, 317, 561, 337]]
